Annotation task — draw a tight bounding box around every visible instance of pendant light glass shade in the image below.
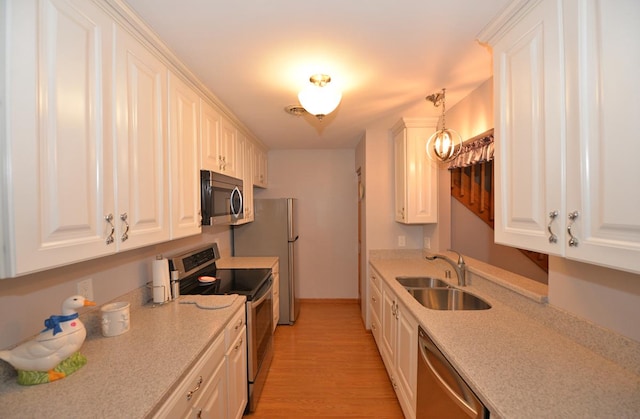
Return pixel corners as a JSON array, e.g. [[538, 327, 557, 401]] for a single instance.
[[425, 88, 462, 163], [426, 128, 462, 162], [298, 74, 342, 120]]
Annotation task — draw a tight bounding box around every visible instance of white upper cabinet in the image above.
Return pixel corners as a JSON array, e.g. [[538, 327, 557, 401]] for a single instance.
[[218, 116, 239, 178], [115, 24, 170, 250], [486, 0, 565, 256], [562, 0, 640, 273], [200, 99, 222, 173], [253, 146, 268, 188], [480, 0, 640, 274], [392, 118, 439, 224], [4, 0, 116, 277], [235, 135, 254, 224], [168, 72, 202, 239]]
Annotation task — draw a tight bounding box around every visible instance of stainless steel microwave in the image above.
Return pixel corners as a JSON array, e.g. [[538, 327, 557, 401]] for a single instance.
[[200, 170, 244, 225]]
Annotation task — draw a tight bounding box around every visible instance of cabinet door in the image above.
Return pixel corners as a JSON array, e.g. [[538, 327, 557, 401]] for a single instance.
[[492, 0, 565, 255], [253, 146, 268, 188], [190, 359, 227, 419], [393, 119, 438, 224], [219, 117, 238, 178], [115, 25, 169, 250], [380, 283, 397, 374], [168, 72, 201, 238], [11, 0, 115, 275], [226, 327, 248, 419], [271, 261, 280, 329], [393, 130, 407, 223], [563, 0, 640, 273], [395, 302, 417, 419], [237, 135, 254, 224], [200, 99, 222, 172]]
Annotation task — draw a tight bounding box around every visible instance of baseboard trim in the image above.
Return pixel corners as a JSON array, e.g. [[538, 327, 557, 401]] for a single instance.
[[299, 298, 359, 304]]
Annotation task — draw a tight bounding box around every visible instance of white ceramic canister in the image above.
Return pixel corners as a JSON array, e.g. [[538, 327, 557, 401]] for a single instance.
[[101, 301, 131, 337]]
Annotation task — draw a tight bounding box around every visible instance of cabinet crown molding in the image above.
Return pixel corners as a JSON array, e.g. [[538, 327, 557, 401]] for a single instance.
[[477, 0, 543, 46]]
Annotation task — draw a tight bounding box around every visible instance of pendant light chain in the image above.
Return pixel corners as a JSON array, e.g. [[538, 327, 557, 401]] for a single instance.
[[441, 88, 447, 131]]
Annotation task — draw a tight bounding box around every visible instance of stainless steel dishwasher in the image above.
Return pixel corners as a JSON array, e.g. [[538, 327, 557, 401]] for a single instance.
[[417, 327, 489, 418]]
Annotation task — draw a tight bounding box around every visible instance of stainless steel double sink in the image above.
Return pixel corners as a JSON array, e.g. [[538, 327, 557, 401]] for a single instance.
[[396, 276, 491, 311]]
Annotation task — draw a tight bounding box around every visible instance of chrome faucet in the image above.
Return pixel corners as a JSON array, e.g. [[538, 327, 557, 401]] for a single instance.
[[426, 250, 466, 287]]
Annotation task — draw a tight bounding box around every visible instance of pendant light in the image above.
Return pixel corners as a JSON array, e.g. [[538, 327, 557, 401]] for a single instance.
[[298, 74, 342, 120], [425, 88, 462, 163]]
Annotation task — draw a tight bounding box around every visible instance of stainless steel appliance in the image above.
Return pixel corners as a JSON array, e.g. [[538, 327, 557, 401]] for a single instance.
[[168, 244, 273, 413], [417, 327, 489, 418], [233, 198, 300, 324], [200, 170, 243, 225]]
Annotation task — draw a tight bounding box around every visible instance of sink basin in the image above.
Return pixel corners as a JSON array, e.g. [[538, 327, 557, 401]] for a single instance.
[[406, 288, 491, 311], [396, 276, 450, 288]]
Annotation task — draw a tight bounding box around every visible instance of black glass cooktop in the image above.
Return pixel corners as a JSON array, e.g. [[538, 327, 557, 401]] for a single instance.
[[180, 267, 272, 300]]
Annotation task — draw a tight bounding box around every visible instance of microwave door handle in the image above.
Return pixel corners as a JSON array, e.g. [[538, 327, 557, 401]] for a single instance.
[[231, 186, 242, 217]]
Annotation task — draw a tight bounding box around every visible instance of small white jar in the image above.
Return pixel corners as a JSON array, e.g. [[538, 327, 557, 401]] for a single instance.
[[101, 301, 130, 337]]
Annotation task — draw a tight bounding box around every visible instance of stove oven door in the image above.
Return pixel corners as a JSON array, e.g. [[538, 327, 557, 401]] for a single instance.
[[246, 276, 273, 412]]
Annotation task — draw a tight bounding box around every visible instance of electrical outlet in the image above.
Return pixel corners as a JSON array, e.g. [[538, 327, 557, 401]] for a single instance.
[[77, 278, 94, 301], [424, 237, 431, 249], [398, 235, 406, 247]]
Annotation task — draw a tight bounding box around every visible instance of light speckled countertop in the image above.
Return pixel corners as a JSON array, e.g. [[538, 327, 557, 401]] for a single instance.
[[217, 256, 278, 270], [0, 288, 246, 418], [370, 252, 640, 419]]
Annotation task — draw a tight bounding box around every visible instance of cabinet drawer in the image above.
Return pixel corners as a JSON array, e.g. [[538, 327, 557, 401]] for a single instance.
[[153, 332, 225, 418], [370, 268, 381, 291], [225, 305, 246, 350], [370, 279, 382, 322]]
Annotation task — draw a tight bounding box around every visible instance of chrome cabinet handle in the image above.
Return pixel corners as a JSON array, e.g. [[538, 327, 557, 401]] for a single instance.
[[105, 214, 115, 245], [567, 210, 579, 247], [196, 409, 202, 419], [547, 210, 558, 243], [186, 376, 203, 401], [371, 295, 377, 303], [120, 213, 129, 242]]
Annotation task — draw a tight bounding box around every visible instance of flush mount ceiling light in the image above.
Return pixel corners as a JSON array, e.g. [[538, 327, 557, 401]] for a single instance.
[[297, 74, 342, 120], [425, 88, 462, 163]]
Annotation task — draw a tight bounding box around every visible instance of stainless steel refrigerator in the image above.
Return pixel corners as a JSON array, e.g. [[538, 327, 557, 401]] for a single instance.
[[233, 198, 300, 324]]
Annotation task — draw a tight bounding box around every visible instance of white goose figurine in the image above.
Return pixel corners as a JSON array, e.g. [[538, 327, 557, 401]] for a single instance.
[[0, 295, 95, 379]]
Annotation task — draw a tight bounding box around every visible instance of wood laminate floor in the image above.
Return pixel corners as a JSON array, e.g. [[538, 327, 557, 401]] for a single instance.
[[247, 300, 404, 419]]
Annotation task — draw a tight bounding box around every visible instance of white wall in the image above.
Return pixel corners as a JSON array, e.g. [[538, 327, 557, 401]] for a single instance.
[[0, 227, 232, 350], [549, 259, 640, 342], [254, 149, 358, 299]]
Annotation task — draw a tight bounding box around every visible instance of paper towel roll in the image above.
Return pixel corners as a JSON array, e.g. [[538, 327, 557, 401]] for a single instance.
[[152, 257, 170, 303]]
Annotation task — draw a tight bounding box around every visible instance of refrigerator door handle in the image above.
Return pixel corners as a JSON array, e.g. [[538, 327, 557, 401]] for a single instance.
[[288, 235, 299, 243]]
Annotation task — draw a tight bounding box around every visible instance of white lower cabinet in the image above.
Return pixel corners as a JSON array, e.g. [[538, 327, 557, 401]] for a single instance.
[[154, 305, 247, 419], [154, 332, 227, 418], [271, 260, 280, 330], [371, 266, 417, 419], [225, 305, 248, 419]]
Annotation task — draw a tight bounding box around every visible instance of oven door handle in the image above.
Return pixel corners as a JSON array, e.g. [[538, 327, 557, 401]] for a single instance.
[[251, 276, 273, 306]]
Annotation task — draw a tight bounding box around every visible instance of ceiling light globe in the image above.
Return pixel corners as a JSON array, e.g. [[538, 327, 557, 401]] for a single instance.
[[298, 76, 342, 120]]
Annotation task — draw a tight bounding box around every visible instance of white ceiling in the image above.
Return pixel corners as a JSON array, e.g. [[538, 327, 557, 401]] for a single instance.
[[123, 0, 509, 149]]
